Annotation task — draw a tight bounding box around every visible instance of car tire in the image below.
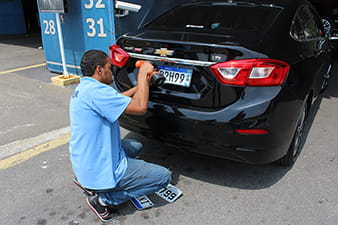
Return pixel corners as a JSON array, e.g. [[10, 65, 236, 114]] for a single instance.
[[276, 101, 308, 166]]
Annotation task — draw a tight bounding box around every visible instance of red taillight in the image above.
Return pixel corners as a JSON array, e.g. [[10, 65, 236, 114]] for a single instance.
[[210, 59, 290, 87], [236, 129, 269, 135], [109, 44, 130, 68]]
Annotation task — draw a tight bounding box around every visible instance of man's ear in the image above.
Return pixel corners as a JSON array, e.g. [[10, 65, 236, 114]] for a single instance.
[[95, 65, 103, 76]]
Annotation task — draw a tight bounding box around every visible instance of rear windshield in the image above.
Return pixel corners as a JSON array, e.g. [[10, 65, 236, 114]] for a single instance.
[[147, 3, 283, 34]]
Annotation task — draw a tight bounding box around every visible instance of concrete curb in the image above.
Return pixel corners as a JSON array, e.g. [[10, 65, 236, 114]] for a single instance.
[[0, 127, 70, 160]]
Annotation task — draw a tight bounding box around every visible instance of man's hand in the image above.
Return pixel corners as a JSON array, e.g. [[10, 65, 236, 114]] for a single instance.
[[138, 61, 154, 83]]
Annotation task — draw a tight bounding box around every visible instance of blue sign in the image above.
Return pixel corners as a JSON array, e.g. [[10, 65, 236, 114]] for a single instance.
[[39, 0, 115, 75]]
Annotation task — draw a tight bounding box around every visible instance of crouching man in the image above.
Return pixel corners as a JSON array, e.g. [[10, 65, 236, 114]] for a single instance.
[[69, 50, 171, 222]]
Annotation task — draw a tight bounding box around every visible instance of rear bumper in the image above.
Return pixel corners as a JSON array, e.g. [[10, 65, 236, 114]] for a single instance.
[[120, 115, 289, 164], [119, 86, 303, 164]]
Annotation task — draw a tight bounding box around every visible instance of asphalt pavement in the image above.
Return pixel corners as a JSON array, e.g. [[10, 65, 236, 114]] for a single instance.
[[0, 34, 337, 225]]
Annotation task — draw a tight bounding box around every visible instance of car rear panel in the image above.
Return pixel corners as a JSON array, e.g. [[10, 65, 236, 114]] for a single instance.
[[113, 32, 298, 164]]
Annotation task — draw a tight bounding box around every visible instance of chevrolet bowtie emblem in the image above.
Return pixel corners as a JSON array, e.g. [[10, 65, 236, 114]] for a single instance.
[[154, 48, 174, 57]]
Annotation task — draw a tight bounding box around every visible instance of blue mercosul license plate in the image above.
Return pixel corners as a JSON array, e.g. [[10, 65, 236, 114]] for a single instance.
[[130, 195, 154, 210], [158, 65, 193, 87]]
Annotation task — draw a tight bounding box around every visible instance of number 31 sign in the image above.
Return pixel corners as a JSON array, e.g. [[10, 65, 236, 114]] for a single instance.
[[84, 0, 108, 38]]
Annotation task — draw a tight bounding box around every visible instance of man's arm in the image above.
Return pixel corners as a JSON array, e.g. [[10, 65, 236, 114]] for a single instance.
[[123, 61, 153, 115], [121, 86, 137, 97]]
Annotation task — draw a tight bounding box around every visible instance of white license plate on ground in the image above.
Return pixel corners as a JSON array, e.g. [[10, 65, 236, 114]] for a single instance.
[[130, 195, 154, 210], [159, 65, 193, 87], [155, 184, 183, 203]]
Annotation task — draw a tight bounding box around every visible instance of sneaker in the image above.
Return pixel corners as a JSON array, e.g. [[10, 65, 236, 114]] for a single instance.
[[86, 196, 117, 222]]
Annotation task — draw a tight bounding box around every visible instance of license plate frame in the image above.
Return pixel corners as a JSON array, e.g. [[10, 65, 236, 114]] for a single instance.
[[158, 65, 193, 87]]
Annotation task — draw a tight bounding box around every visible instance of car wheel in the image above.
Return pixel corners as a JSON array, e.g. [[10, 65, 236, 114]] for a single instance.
[[322, 18, 332, 37], [277, 101, 308, 166]]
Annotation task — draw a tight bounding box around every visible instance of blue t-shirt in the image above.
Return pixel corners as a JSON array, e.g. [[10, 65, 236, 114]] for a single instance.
[[69, 77, 131, 190]]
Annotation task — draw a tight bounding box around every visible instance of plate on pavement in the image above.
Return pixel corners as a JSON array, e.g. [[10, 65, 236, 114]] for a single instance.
[[130, 195, 154, 210], [155, 184, 183, 203]]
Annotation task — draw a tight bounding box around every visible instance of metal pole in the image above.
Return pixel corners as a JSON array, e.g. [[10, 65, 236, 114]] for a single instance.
[[55, 12, 69, 78]]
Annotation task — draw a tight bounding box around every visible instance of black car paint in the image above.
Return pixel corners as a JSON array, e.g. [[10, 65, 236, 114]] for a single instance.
[[112, 0, 331, 164]]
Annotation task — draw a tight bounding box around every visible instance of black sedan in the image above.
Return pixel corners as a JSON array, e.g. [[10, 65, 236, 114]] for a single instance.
[[310, 0, 338, 50], [109, 0, 332, 166]]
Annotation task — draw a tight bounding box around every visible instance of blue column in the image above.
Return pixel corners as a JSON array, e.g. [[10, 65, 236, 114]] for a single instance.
[[0, 0, 26, 34]]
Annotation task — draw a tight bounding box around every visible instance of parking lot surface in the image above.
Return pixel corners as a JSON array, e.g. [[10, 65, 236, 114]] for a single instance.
[[0, 34, 337, 225]]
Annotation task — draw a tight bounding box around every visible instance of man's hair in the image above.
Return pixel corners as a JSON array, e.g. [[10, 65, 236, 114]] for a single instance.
[[80, 50, 109, 76]]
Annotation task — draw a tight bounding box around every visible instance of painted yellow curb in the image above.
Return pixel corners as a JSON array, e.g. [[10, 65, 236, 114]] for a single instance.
[[0, 133, 70, 170], [0, 63, 46, 75], [51, 74, 81, 86]]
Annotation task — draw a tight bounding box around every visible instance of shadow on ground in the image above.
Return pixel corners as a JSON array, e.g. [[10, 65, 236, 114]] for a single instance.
[[0, 32, 42, 48]]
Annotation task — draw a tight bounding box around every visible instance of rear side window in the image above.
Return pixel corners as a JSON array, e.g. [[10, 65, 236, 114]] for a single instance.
[[147, 3, 283, 34], [290, 5, 322, 41]]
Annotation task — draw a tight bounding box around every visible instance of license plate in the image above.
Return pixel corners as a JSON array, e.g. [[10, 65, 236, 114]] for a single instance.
[[155, 184, 183, 203], [130, 195, 154, 210], [159, 65, 193, 87]]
